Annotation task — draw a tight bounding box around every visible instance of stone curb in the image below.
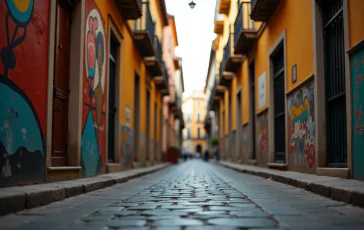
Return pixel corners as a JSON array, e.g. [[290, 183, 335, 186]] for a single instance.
[[0, 163, 170, 216], [217, 161, 364, 209]]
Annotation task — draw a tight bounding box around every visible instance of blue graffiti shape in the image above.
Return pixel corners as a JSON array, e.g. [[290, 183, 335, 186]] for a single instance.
[[1, 0, 34, 78], [0, 77, 45, 185], [81, 111, 100, 176], [6, 0, 34, 25], [0, 80, 44, 156]]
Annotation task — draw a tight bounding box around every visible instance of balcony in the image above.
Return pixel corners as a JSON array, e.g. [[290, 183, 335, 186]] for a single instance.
[[250, 0, 280, 22], [214, 20, 224, 35], [133, 1, 155, 57], [145, 37, 162, 77], [217, 0, 231, 15], [219, 34, 243, 86], [168, 84, 177, 110], [115, 0, 142, 20], [234, 1, 258, 56], [173, 58, 180, 69], [224, 33, 244, 73], [154, 61, 169, 96]]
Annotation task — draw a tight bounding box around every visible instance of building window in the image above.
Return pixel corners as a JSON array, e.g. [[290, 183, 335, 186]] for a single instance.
[[196, 101, 201, 107], [197, 113, 201, 122], [187, 128, 191, 138], [197, 127, 201, 139]]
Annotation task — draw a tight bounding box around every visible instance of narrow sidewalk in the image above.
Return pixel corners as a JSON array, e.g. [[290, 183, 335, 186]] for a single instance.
[[218, 161, 364, 208], [0, 163, 170, 216]]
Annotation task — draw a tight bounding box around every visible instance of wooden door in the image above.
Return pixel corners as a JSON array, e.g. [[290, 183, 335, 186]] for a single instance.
[[51, 0, 71, 166], [273, 45, 286, 163]]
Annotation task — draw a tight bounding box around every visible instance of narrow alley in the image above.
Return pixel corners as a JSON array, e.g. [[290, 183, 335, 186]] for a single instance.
[[2, 160, 364, 230], [1, 0, 364, 229]]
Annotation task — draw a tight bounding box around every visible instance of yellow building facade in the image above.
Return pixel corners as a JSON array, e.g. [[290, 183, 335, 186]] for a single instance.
[[182, 91, 207, 154], [205, 0, 364, 179]]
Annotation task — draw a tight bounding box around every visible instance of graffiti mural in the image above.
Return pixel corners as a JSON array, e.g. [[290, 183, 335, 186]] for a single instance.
[[120, 125, 134, 169], [287, 81, 315, 170], [242, 125, 249, 159], [351, 46, 364, 180], [257, 112, 268, 166], [0, 0, 48, 185], [81, 2, 107, 177]]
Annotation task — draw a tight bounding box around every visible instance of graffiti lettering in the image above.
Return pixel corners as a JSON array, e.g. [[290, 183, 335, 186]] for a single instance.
[[288, 82, 315, 169]]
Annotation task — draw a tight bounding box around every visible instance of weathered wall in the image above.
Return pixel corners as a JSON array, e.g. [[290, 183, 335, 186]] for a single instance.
[[241, 125, 248, 161], [350, 46, 364, 180], [256, 112, 269, 166], [287, 81, 315, 173], [0, 0, 49, 185]]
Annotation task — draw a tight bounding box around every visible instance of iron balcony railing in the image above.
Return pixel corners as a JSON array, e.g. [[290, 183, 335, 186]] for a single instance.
[[208, 78, 217, 111], [220, 34, 231, 76], [134, 0, 155, 42], [154, 36, 162, 65], [234, 1, 255, 45]]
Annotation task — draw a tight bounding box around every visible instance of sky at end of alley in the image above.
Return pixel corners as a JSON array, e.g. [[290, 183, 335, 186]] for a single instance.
[[165, 0, 217, 95]]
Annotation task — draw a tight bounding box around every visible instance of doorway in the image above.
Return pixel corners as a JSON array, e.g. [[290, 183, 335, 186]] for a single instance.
[[160, 109, 163, 161], [145, 89, 151, 163], [51, 0, 72, 166], [154, 102, 157, 163], [228, 94, 232, 160], [272, 44, 286, 163], [249, 61, 256, 160], [133, 74, 140, 162], [323, 0, 347, 167], [237, 91, 242, 160], [107, 33, 118, 163], [222, 110, 225, 159]]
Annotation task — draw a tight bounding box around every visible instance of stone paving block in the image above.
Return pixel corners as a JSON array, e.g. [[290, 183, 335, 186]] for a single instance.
[[0, 191, 26, 215], [151, 218, 203, 227], [208, 218, 277, 228]]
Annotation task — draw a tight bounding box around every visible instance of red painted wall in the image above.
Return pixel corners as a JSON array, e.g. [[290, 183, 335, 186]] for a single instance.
[[81, 0, 108, 176], [0, 1, 49, 136], [0, 0, 49, 185]]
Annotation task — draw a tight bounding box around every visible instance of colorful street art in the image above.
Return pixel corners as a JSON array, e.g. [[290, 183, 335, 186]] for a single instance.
[[351, 46, 364, 180], [120, 125, 134, 169], [257, 112, 268, 165], [287, 81, 315, 169], [81, 2, 107, 176], [242, 125, 249, 159], [0, 0, 47, 185]]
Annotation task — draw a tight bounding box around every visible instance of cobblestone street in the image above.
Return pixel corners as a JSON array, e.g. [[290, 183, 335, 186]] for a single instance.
[[2, 160, 364, 230]]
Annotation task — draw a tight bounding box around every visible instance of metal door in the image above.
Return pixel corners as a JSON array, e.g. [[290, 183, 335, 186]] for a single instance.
[[237, 91, 242, 160], [249, 61, 257, 160], [146, 90, 150, 162], [323, 0, 347, 167], [51, 0, 71, 166], [107, 35, 117, 163], [273, 45, 286, 163]]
